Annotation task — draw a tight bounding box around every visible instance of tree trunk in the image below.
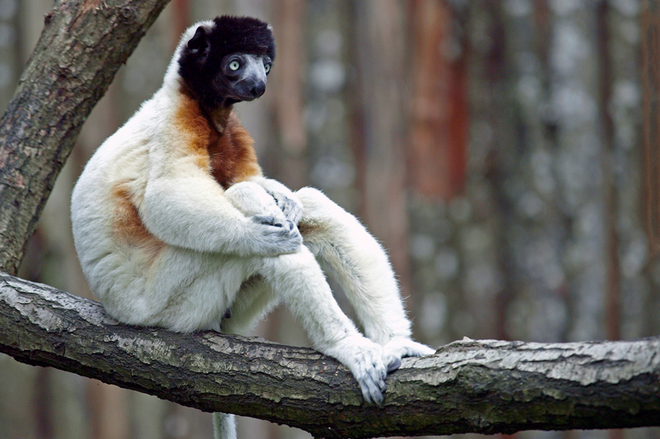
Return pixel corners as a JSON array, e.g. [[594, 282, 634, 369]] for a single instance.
[[0, 0, 171, 275], [1, 272, 659, 439]]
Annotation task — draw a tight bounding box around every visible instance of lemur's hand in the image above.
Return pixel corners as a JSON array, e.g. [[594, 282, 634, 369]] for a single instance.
[[257, 178, 303, 225], [267, 189, 303, 225], [247, 214, 302, 256]]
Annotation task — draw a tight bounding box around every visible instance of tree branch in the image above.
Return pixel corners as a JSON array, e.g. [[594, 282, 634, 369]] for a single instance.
[[1, 271, 659, 439], [0, 0, 171, 275]]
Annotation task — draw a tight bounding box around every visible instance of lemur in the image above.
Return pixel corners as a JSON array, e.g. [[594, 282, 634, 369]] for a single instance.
[[71, 16, 434, 439]]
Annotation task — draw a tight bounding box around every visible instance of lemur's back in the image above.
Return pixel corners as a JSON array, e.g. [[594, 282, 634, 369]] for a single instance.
[[71, 95, 163, 318]]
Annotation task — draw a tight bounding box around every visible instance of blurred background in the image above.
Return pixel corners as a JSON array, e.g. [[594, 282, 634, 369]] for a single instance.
[[1, 0, 659, 438]]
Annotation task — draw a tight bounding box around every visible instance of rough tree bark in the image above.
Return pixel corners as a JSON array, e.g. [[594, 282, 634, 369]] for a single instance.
[[0, 0, 171, 275], [1, 272, 659, 439]]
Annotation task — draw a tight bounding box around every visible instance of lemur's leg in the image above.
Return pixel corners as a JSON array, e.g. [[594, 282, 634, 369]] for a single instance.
[[212, 412, 236, 439], [220, 275, 278, 335], [256, 244, 392, 404], [296, 188, 435, 362]]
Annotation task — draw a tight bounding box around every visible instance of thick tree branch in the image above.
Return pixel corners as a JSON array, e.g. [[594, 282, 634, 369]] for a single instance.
[[1, 272, 659, 439], [0, 0, 171, 275]]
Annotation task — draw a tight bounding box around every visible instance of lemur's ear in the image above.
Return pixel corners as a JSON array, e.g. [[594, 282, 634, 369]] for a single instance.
[[188, 26, 211, 61]]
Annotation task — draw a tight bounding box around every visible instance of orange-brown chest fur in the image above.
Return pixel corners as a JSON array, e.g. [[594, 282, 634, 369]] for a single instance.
[[174, 90, 262, 188]]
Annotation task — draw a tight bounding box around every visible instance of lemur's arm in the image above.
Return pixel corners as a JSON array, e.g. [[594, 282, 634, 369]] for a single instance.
[[141, 170, 301, 256]]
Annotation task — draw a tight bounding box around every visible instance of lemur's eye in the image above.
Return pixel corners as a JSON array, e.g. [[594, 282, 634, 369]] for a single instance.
[[228, 60, 240, 71], [264, 63, 271, 74]]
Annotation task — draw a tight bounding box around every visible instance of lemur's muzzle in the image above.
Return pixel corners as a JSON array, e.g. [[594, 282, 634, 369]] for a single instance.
[[234, 78, 266, 101]]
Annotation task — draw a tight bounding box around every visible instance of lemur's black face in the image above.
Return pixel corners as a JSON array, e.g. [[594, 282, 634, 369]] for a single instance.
[[178, 16, 276, 109], [218, 52, 272, 104]]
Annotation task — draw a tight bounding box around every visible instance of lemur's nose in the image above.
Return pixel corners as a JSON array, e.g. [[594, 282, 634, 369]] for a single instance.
[[250, 81, 266, 99]]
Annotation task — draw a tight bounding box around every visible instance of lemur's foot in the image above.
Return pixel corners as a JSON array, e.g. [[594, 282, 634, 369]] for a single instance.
[[324, 334, 401, 404], [381, 337, 435, 370]]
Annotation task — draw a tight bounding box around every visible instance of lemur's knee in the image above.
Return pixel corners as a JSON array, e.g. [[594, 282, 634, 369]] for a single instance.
[[295, 187, 331, 238], [297, 187, 333, 213], [296, 186, 350, 229], [225, 181, 279, 217]]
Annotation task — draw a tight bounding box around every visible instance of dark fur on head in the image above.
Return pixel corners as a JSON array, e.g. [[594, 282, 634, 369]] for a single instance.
[[211, 15, 275, 60], [178, 16, 275, 109]]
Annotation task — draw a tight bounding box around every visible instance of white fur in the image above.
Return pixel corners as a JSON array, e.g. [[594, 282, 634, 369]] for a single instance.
[[71, 20, 433, 439]]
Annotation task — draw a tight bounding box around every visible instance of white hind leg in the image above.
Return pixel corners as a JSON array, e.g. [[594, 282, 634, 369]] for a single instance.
[[256, 245, 392, 404], [296, 187, 435, 364]]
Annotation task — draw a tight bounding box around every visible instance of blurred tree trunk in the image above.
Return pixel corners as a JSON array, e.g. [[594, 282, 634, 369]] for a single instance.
[[494, 0, 647, 347], [408, 0, 467, 200], [407, 1, 508, 348], [643, 0, 660, 340], [409, 6, 654, 439], [408, 0, 649, 342], [272, 0, 307, 191], [350, 0, 412, 296]]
